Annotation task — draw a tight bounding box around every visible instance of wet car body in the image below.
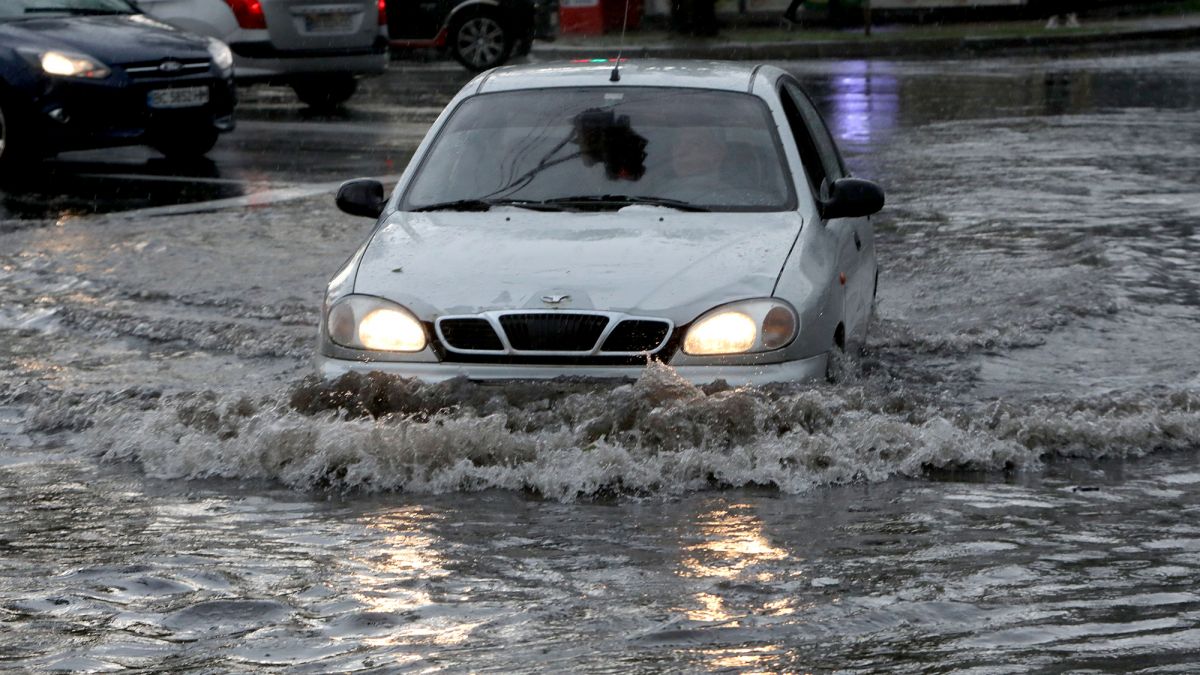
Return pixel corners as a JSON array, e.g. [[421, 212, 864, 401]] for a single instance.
[[318, 61, 884, 385], [0, 1, 236, 165], [387, 0, 555, 71]]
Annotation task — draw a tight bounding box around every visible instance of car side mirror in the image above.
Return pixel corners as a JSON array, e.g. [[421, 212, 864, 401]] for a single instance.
[[819, 178, 885, 220], [336, 178, 386, 219]]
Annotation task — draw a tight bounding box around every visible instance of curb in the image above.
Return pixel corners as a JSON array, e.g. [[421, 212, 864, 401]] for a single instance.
[[530, 23, 1200, 60]]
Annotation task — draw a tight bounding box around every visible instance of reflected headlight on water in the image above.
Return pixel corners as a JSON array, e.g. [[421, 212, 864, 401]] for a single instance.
[[683, 299, 798, 356], [327, 295, 427, 352]]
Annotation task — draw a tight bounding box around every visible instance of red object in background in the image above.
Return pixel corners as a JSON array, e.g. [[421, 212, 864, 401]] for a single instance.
[[378, 0, 387, 26], [603, 0, 642, 32], [224, 0, 267, 29], [559, 0, 641, 35]]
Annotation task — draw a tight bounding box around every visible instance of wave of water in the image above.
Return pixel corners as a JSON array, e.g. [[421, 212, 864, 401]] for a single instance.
[[38, 362, 1193, 501]]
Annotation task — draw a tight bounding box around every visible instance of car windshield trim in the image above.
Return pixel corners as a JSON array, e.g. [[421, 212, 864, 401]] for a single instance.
[[0, 1, 136, 20], [399, 86, 798, 214]]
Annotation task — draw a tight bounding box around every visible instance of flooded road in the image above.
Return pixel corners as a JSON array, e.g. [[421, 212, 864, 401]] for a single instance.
[[2, 50, 1200, 671]]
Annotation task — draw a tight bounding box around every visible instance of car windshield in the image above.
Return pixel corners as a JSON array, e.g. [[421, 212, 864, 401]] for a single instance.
[[0, 0, 136, 19], [403, 87, 796, 212]]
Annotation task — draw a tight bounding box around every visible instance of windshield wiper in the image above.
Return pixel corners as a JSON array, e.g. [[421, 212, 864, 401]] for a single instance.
[[538, 195, 711, 212], [411, 198, 567, 212], [412, 195, 709, 213]]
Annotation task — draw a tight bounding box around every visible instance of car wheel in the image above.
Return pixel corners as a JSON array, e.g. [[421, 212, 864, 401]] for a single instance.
[[449, 11, 513, 72], [825, 324, 847, 383], [151, 127, 219, 160], [292, 75, 359, 110]]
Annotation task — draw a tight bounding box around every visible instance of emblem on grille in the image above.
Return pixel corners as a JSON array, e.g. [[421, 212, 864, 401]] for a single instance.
[[159, 60, 183, 73], [541, 294, 571, 305]]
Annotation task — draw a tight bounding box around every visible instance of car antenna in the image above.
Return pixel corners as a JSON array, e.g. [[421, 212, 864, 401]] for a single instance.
[[610, 0, 631, 82]]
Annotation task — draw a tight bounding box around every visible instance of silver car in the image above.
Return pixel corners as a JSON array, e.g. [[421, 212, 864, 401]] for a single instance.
[[318, 61, 884, 386], [135, 0, 387, 107]]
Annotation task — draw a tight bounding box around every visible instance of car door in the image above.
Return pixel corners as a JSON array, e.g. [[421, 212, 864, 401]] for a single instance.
[[388, 0, 446, 39], [779, 78, 876, 347]]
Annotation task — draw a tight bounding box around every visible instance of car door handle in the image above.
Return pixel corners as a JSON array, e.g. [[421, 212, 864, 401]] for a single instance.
[[854, 231, 862, 251]]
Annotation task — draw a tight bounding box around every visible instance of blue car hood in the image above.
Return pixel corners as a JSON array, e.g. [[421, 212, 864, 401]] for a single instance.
[[0, 14, 209, 64]]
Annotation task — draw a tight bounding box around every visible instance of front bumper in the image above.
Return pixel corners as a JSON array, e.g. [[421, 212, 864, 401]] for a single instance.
[[27, 73, 236, 153], [314, 353, 829, 386]]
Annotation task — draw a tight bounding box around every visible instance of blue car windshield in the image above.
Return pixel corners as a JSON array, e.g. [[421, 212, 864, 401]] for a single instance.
[[0, 0, 136, 18], [403, 87, 797, 212]]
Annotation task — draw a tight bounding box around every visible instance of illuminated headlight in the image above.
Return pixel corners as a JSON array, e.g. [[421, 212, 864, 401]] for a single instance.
[[682, 299, 798, 356], [207, 38, 234, 72], [326, 295, 427, 352], [40, 50, 110, 79]]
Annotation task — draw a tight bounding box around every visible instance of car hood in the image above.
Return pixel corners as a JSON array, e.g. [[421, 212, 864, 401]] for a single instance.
[[353, 209, 804, 322], [0, 14, 209, 64]]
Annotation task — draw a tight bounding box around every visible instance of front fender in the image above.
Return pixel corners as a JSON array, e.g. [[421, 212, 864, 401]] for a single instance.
[[774, 222, 846, 358], [444, 0, 505, 28]]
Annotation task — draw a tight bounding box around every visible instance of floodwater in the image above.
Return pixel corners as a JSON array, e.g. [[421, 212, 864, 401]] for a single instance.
[[2, 50, 1200, 671]]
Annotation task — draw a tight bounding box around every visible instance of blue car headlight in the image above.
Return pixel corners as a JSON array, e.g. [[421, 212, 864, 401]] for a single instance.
[[37, 50, 110, 79], [206, 38, 234, 73]]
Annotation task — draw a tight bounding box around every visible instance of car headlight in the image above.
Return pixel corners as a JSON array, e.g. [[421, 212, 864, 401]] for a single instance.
[[326, 295, 427, 352], [682, 299, 798, 356], [39, 50, 110, 79], [207, 38, 234, 72]]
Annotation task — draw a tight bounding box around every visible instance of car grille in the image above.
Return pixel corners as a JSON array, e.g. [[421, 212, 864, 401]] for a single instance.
[[500, 313, 610, 351], [435, 312, 674, 360], [601, 320, 672, 353], [121, 58, 213, 79], [439, 318, 504, 352]]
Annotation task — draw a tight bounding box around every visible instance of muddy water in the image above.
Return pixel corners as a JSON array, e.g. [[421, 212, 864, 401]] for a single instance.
[[2, 51, 1200, 671]]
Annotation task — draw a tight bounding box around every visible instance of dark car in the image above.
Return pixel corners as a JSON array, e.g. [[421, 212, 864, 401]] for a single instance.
[[0, 0, 236, 173], [388, 0, 557, 72]]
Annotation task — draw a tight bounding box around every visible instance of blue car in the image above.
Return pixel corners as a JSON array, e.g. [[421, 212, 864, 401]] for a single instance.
[[0, 0, 237, 172]]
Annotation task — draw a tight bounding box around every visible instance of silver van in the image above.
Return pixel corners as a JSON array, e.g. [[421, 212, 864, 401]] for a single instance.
[[135, 0, 387, 107]]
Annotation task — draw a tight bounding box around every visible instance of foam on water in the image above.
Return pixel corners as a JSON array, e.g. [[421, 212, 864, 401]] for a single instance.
[[52, 362, 1197, 501]]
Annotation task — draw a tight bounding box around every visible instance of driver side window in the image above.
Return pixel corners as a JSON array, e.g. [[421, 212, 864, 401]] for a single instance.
[[779, 80, 846, 200]]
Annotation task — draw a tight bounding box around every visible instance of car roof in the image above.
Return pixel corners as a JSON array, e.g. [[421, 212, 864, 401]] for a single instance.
[[474, 60, 778, 95]]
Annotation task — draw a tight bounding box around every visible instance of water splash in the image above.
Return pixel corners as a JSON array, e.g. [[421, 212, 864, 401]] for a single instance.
[[59, 363, 1199, 501]]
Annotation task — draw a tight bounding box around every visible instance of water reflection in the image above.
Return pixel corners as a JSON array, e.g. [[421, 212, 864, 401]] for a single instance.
[[681, 504, 790, 581], [0, 155, 244, 222], [704, 645, 782, 674], [351, 506, 483, 648], [678, 502, 793, 625], [825, 61, 900, 146]]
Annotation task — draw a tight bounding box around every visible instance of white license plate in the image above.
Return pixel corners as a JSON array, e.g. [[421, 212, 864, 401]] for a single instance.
[[147, 86, 210, 109], [303, 11, 355, 32]]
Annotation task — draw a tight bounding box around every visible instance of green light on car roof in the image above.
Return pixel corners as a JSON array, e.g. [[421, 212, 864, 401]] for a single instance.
[[591, 58, 608, 63]]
